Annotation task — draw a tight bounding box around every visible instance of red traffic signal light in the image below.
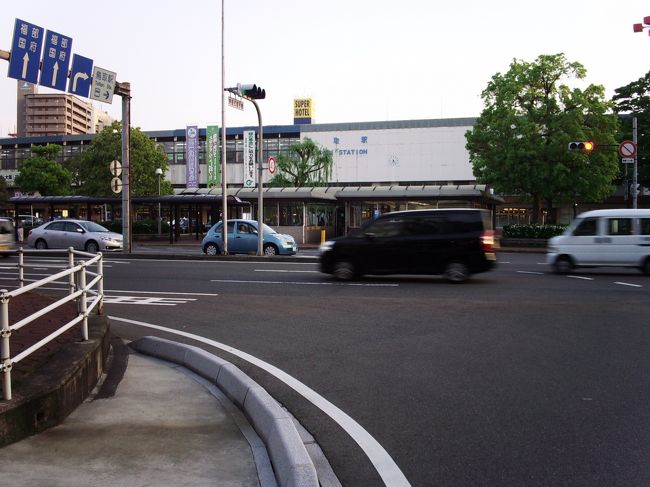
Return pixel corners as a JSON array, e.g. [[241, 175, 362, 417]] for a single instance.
[[568, 141, 595, 152]]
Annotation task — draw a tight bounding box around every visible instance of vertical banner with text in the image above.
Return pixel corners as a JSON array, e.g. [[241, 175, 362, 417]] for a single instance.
[[185, 125, 199, 189], [243, 130, 256, 188], [206, 125, 220, 187]]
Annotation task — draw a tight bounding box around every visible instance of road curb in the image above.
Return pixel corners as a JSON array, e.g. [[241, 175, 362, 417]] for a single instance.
[[129, 336, 319, 487]]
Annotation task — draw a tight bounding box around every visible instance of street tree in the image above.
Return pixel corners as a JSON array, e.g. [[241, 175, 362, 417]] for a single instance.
[[612, 70, 650, 193], [268, 138, 333, 187], [466, 53, 619, 223], [14, 144, 72, 196], [0, 177, 8, 207], [69, 121, 172, 197]]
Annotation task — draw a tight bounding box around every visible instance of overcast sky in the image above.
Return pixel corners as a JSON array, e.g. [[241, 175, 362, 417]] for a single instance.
[[1, 0, 649, 137]]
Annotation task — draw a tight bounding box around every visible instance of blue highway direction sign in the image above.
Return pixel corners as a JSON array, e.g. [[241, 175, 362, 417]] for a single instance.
[[68, 54, 93, 97], [7, 19, 44, 84], [39, 29, 73, 91]]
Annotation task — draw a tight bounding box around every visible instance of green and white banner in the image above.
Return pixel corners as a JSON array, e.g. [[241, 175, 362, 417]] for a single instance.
[[243, 130, 256, 188], [206, 125, 220, 187]]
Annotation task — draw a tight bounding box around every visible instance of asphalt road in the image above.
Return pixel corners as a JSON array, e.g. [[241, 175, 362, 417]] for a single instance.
[[10, 252, 650, 486]]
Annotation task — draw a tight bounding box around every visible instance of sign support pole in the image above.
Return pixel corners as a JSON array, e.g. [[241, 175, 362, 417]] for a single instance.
[[633, 116, 638, 209], [115, 82, 131, 252]]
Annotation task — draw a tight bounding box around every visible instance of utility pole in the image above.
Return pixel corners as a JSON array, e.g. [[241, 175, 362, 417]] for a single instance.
[[115, 81, 131, 252]]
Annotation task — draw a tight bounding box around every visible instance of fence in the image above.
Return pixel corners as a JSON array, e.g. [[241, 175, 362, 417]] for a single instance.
[[0, 247, 104, 401]]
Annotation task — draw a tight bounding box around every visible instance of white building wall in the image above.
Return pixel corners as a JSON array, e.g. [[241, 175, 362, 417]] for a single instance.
[[302, 124, 475, 184]]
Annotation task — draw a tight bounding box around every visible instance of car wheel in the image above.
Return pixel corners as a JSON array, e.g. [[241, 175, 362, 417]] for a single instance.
[[641, 257, 650, 276], [85, 241, 100, 253], [333, 260, 356, 281], [204, 243, 219, 256], [263, 243, 278, 256], [444, 261, 469, 283], [35, 239, 48, 250], [553, 255, 573, 274]]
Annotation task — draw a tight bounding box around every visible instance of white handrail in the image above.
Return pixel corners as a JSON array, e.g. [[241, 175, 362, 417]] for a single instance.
[[1, 247, 104, 401]]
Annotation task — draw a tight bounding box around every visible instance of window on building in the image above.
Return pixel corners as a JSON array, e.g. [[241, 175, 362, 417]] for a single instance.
[[279, 203, 303, 226]]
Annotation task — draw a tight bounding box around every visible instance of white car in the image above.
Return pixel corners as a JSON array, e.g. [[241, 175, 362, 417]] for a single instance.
[[27, 219, 123, 253], [547, 209, 650, 275]]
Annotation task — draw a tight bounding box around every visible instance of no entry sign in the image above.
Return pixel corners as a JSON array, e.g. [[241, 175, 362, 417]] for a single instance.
[[619, 140, 637, 158]]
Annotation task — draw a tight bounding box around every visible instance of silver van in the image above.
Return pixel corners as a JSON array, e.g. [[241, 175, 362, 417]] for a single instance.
[[0, 218, 16, 256], [547, 209, 650, 275]]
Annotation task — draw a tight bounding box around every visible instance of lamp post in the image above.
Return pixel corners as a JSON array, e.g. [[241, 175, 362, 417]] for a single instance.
[[155, 167, 163, 235]]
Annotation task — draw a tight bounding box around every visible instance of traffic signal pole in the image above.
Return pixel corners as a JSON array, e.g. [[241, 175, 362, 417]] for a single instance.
[[633, 116, 638, 209], [250, 99, 264, 256]]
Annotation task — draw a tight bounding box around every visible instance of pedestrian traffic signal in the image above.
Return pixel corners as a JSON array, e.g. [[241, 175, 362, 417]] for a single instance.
[[568, 141, 595, 152], [238, 84, 266, 99]]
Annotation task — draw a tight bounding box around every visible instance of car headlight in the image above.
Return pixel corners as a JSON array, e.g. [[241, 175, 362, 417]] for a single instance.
[[319, 240, 334, 253]]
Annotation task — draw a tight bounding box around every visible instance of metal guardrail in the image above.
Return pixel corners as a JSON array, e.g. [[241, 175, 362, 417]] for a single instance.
[[0, 247, 104, 401]]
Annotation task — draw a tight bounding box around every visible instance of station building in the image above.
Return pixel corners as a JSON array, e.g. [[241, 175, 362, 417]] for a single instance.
[[2, 117, 506, 244]]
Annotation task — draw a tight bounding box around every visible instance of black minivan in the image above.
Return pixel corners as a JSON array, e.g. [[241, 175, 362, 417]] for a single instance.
[[319, 209, 497, 283]]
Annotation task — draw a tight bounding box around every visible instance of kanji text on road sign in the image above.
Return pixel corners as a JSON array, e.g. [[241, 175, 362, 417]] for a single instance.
[[39, 29, 72, 91], [618, 140, 637, 158], [8, 19, 44, 84], [90, 66, 116, 104], [68, 54, 93, 97]]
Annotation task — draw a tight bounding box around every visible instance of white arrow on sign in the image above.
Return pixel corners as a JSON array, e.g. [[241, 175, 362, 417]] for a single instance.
[[21, 53, 29, 79], [51, 62, 59, 87], [71, 71, 89, 92]]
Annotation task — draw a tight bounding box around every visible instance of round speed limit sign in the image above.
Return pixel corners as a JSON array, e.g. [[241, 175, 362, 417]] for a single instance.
[[268, 156, 277, 174]]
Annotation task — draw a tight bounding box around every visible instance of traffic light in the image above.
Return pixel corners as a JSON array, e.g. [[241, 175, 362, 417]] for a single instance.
[[568, 141, 595, 152], [238, 83, 266, 99]]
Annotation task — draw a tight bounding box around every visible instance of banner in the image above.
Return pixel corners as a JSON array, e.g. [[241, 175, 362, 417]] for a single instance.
[[206, 125, 220, 187], [243, 130, 256, 188], [185, 125, 199, 189]]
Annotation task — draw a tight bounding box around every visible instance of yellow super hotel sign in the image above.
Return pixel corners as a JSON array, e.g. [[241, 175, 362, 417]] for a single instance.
[[294, 98, 312, 124]]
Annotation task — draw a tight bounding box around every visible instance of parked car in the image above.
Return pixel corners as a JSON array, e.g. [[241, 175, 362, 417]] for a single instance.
[[0, 217, 16, 256], [17, 214, 43, 226], [202, 219, 298, 256], [27, 219, 123, 253], [319, 208, 497, 283], [547, 208, 650, 275]]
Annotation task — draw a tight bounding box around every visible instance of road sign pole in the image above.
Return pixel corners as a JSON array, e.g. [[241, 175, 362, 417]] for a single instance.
[[115, 82, 132, 252], [634, 117, 638, 209]]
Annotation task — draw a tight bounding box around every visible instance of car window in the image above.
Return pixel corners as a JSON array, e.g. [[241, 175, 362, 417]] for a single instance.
[[226, 222, 235, 234], [0, 220, 13, 234], [641, 219, 650, 235], [238, 223, 254, 234], [64, 222, 81, 232], [572, 218, 598, 236], [365, 217, 404, 237], [46, 221, 66, 231], [79, 221, 110, 232], [607, 218, 633, 236]]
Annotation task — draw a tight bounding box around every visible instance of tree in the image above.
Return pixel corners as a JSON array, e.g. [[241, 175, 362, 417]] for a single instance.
[[268, 138, 333, 187], [69, 121, 172, 197], [612, 71, 650, 192], [0, 177, 8, 207], [466, 53, 619, 223], [14, 144, 72, 196]]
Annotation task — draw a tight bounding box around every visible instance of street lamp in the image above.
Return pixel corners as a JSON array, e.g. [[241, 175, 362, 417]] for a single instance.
[[155, 167, 163, 235]]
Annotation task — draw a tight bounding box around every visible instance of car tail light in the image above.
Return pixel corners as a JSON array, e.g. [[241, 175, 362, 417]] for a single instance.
[[480, 230, 495, 252]]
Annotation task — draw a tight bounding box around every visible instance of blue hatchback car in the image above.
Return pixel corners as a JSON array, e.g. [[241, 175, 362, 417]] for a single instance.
[[202, 219, 298, 256]]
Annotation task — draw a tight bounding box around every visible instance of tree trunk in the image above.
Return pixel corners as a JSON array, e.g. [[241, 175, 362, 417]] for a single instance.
[[545, 197, 554, 224], [531, 194, 541, 224]]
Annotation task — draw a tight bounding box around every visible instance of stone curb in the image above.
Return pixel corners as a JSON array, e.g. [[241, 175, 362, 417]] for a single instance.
[[129, 336, 319, 487]]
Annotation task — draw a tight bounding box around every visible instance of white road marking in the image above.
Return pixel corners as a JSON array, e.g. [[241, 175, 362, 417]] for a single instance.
[[109, 316, 410, 487], [614, 282, 643, 288], [254, 269, 320, 274], [210, 279, 399, 287], [516, 270, 544, 275], [106, 289, 219, 296], [567, 275, 594, 281], [103, 296, 197, 306]]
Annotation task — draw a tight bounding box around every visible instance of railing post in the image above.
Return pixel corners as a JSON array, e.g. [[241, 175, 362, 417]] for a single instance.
[[68, 247, 75, 296], [1, 289, 12, 400], [79, 265, 88, 341], [97, 253, 104, 316], [18, 248, 24, 288]]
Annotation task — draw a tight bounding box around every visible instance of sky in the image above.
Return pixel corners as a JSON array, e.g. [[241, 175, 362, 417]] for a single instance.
[[1, 0, 650, 137]]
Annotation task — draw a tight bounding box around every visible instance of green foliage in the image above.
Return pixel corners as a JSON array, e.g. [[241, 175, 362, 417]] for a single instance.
[[612, 71, 650, 187], [68, 121, 173, 197], [0, 177, 9, 207], [14, 144, 72, 196], [268, 138, 333, 187], [502, 224, 567, 239], [466, 53, 620, 223], [102, 219, 170, 234]]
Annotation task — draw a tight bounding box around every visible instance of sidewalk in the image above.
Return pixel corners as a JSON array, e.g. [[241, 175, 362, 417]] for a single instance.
[[1, 346, 263, 487]]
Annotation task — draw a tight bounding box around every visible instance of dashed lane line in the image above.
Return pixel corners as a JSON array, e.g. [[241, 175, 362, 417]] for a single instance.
[[210, 279, 399, 287]]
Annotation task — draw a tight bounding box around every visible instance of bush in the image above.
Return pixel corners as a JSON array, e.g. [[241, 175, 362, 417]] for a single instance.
[[502, 224, 567, 239], [101, 219, 170, 234]]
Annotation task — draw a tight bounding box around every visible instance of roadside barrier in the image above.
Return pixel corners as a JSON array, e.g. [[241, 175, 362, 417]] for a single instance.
[[0, 247, 104, 400]]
